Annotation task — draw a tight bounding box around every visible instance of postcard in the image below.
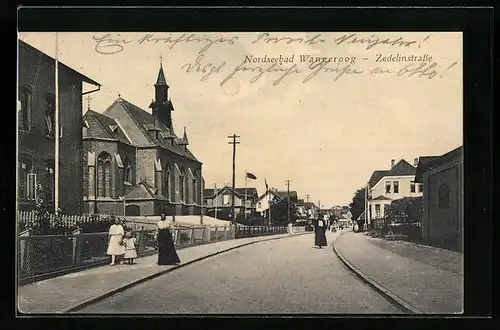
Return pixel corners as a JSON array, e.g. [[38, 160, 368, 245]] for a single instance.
[[17, 31, 463, 315]]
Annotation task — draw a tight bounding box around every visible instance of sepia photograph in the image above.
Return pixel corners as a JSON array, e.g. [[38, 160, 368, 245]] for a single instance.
[[17, 29, 464, 315]]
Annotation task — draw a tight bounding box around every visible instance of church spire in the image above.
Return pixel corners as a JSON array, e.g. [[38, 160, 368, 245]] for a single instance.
[[155, 54, 168, 87]]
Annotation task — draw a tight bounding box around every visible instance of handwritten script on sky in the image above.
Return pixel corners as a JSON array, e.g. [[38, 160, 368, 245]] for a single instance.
[[92, 32, 460, 87]]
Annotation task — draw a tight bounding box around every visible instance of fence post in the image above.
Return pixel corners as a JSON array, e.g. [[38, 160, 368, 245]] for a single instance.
[[71, 228, 81, 266], [189, 226, 194, 245], [19, 228, 31, 274], [223, 226, 227, 240], [138, 226, 145, 255]]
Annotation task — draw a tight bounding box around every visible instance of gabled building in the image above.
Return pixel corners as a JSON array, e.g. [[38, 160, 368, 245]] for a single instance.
[[18, 40, 101, 214], [366, 158, 423, 225], [414, 146, 463, 251], [254, 189, 298, 217], [204, 186, 259, 219], [82, 63, 204, 216]]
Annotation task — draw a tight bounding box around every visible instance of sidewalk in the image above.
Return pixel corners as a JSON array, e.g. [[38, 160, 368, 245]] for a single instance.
[[18, 232, 308, 314], [334, 231, 463, 314]]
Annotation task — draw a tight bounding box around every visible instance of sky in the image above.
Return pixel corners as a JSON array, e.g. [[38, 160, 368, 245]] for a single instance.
[[18, 32, 463, 207]]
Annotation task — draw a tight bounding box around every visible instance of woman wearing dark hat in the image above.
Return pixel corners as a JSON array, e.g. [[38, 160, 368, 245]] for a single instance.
[[156, 212, 180, 265]]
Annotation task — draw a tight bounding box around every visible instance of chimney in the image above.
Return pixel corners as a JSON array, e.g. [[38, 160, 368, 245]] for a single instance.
[[391, 159, 395, 168], [413, 157, 419, 167]]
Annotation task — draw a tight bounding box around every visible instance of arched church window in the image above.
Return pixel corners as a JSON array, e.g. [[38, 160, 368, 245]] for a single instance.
[[97, 152, 112, 197]]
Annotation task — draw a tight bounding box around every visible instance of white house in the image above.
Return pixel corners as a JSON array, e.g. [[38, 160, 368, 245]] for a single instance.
[[366, 158, 423, 225]]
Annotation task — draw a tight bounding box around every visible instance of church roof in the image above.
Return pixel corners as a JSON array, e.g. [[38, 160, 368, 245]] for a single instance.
[[103, 97, 200, 163], [83, 110, 132, 145], [124, 182, 164, 201]]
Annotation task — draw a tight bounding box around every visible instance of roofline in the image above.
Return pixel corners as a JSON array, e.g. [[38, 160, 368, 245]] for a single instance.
[[113, 98, 202, 164], [19, 39, 101, 87]]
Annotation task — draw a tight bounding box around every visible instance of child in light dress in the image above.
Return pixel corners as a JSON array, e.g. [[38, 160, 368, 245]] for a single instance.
[[123, 231, 137, 264]]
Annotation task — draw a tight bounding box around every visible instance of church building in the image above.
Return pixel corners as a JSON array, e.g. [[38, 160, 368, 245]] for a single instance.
[[82, 63, 204, 216]]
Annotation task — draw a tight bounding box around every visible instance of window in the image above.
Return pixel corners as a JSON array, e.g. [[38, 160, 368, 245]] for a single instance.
[[393, 181, 399, 194], [19, 87, 32, 131], [438, 183, 450, 209], [257, 202, 262, 208], [45, 93, 55, 137], [410, 181, 416, 193], [46, 160, 55, 204], [418, 183, 424, 193], [375, 204, 381, 218], [223, 194, 230, 205], [385, 181, 391, 193], [163, 165, 170, 199], [179, 167, 185, 201], [123, 158, 132, 183], [19, 158, 33, 199], [192, 173, 197, 204], [97, 152, 112, 197], [27, 173, 37, 200]]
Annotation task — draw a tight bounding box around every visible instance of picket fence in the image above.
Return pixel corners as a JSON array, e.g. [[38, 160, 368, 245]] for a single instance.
[[18, 210, 119, 229]]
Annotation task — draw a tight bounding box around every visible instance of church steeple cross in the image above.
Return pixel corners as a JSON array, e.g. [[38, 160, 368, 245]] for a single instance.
[[159, 53, 163, 66]]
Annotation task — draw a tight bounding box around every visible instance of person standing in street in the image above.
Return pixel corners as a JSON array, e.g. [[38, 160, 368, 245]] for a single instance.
[[287, 221, 293, 235], [107, 216, 125, 266], [156, 212, 180, 265], [314, 217, 327, 248]]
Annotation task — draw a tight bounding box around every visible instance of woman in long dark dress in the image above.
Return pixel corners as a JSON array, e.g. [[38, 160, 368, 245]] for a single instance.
[[156, 213, 180, 265], [314, 218, 328, 248]]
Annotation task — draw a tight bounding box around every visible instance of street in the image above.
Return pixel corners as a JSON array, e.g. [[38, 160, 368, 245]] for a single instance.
[[78, 231, 403, 314]]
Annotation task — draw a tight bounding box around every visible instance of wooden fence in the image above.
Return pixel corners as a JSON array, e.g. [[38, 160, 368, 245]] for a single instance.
[[18, 211, 114, 229]]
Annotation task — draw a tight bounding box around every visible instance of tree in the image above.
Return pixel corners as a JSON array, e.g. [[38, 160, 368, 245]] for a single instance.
[[270, 197, 297, 225], [349, 187, 367, 230]]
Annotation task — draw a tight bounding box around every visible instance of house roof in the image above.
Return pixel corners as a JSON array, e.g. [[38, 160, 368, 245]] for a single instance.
[[83, 110, 132, 144], [368, 170, 390, 188], [274, 191, 298, 202], [19, 40, 101, 87], [368, 159, 417, 187], [103, 98, 200, 163], [369, 195, 392, 201], [414, 146, 463, 183], [204, 186, 258, 199]]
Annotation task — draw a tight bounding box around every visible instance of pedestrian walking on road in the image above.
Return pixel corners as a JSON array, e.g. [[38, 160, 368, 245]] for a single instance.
[[314, 218, 327, 248], [287, 222, 293, 235], [107, 216, 125, 266], [156, 213, 181, 265], [123, 231, 137, 264]]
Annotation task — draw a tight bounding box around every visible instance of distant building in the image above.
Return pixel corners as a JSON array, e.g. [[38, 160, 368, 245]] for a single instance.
[[254, 189, 298, 218], [82, 63, 204, 216], [414, 146, 463, 251], [366, 158, 423, 225], [204, 186, 258, 219], [18, 40, 101, 214]]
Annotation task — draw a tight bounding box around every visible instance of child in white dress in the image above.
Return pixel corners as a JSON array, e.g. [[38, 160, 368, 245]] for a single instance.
[[123, 231, 137, 264]]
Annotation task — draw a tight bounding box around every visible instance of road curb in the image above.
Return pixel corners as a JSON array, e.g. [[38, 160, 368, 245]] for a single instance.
[[332, 231, 423, 314], [60, 232, 312, 313]]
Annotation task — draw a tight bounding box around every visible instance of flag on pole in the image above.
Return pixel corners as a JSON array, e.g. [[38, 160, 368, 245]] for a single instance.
[[246, 172, 257, 180]]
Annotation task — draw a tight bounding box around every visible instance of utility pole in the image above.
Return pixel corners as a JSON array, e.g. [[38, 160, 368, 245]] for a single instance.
[[285, 179, 291, 224], [228, 134, 240, 225]]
